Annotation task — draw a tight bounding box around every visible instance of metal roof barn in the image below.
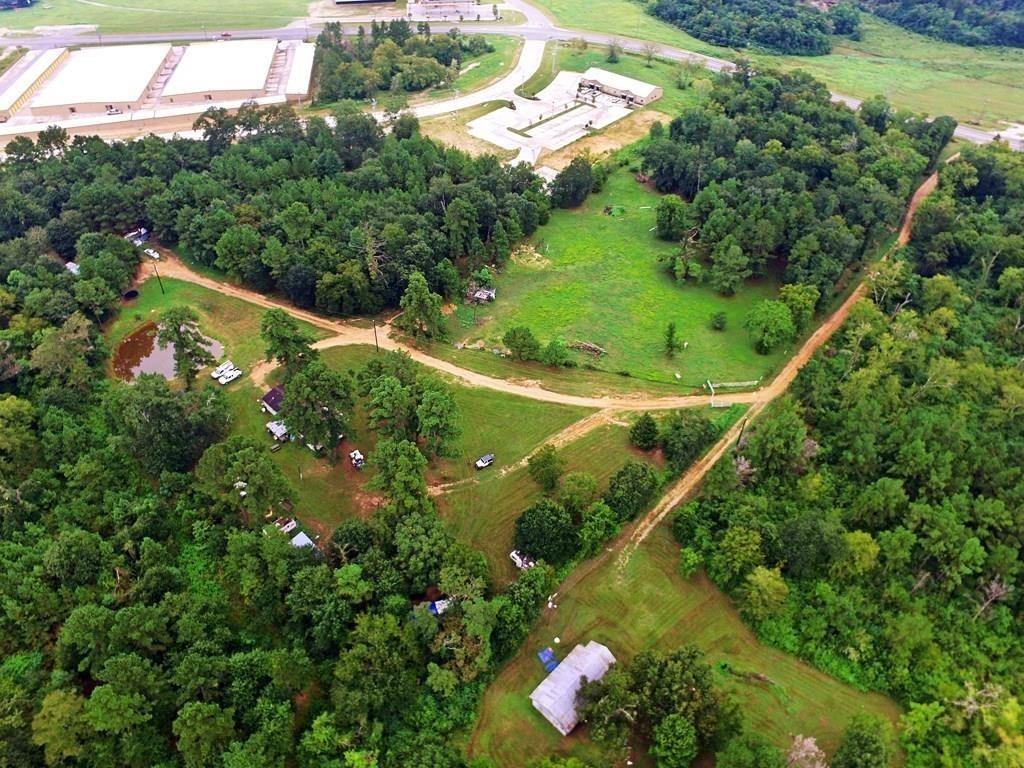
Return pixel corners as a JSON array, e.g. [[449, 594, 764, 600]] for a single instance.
[[529, 641, 616, 735]]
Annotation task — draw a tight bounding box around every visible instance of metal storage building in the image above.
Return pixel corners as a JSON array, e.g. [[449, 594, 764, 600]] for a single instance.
[[528, 641, 616, 735]]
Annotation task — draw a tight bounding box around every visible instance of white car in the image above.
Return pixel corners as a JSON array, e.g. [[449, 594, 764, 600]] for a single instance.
[[106, 108, 123, 116], [210, 360, 235, 379], [143, 248, 160, 260], [218, 368, 243, 385], [475, 453, 495, 470]]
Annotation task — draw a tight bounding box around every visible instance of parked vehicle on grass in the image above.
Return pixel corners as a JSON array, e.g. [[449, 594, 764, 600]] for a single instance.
[[475, 453, 495, 470]]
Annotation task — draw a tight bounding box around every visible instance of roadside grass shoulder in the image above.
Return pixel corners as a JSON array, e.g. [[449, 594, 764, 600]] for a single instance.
[[458, 169, 788, 385], [418, 36, 522, 102], [469, 524, 903, 766]]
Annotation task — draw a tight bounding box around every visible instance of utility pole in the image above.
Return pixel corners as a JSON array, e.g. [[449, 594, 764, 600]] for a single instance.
[[152, 263, 165, 295], [372, 318, 379, 352]]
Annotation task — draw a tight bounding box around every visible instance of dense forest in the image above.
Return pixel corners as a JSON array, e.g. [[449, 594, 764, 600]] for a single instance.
[[674, 143, 1024, 766], [641, 69, 955, 352], [862, 0, 1024, 47], [649, 0, 860, 54], [0, 104, 548, 319], [315, 20, 496, 103]]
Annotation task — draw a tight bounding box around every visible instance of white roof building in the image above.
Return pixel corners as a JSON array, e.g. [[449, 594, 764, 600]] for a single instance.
[[31, 44, 172, 113], [580, 67, 663, 105], [162, 39, 278, 101], [285, 42, 316, 100], [290, 531, 315, 549], [0, 48, 68, 118], [529, 641, 616, 735]]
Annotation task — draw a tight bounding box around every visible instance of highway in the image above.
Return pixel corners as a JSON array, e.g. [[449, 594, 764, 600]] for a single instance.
[[0, 0, 1019, 150]]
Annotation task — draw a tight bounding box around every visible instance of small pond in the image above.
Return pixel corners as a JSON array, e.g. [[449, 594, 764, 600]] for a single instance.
[[112, 321, 224, 381]]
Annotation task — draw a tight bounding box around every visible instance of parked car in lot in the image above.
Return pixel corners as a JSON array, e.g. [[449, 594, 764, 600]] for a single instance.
[[475, 453, 495, 470], [143, 248, 160, 260], [106, 108, 122, 116]]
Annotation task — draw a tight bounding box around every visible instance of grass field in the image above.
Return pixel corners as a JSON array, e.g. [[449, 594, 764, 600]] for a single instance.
[[0, 0, 309, 34], [456, 169, 787, 386], [439, 421, 649, 583], [418, 36, 522, 102], [468, 524, 903, 767], [528, 0, 1024, 126]]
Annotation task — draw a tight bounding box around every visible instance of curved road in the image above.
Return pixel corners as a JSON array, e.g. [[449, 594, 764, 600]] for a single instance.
[[2, 0, 1020, 150]]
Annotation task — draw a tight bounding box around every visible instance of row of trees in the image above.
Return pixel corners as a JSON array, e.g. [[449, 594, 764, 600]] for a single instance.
[[315, 21, 495, 102], [650, 0, 861, 55], [674, 144, 1024, 766], [642, 70, 955, 306], [862, 0, 1024, 47]]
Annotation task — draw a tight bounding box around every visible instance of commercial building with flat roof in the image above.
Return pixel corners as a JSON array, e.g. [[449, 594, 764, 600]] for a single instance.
[[162, 39, 278, 103], [579, 67, 663, 106], [30, 43, 171, 117], [284, 42, 316, 101], [0, 48, 67, 120]]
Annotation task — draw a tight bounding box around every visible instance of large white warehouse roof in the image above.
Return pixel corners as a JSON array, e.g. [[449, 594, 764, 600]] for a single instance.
[[32, 44, 171, 107], [0, 48, 67, 112], [529, 641, 616, 736], [285, 42, 316, 97], [163, 39, 278, 97]]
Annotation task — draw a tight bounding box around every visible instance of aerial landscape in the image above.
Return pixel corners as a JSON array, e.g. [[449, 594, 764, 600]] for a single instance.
[[0, 0, 1020, 766]]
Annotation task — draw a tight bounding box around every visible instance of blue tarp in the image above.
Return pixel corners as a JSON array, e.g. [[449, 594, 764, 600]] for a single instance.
[[537, 647, 559, 673]]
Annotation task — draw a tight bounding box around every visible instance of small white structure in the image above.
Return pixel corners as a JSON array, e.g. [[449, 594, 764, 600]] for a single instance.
[[31, 44, 172, 117], [290, 531, 315, 549], [163, 39, 278, 103], [266, 420, 289, 441], [529, 641, 616, 735]]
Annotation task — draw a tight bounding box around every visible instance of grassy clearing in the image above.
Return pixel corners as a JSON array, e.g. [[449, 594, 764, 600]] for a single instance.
[[456, 169, 788, 386], [469, 524, 903, 767], [0, 0, 308, 34], [528, 0, 1024, 125], [418, 36, 522, 102], [439, 421, 647, 584]]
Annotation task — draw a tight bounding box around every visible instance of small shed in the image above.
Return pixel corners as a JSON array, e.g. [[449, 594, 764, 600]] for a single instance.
[[65, 262, 81, 276], [266, 420, 289, 442], [290, 531, 315, 549], [261, 385, 285, 416], [529, 641, 616, 736], [472, 287, 496, 303]]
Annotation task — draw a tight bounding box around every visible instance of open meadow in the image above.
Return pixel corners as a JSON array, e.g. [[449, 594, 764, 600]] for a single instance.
[[468, 524, 903, 767], [456, 169, 788, 387], [528, 0, 1024, 126]]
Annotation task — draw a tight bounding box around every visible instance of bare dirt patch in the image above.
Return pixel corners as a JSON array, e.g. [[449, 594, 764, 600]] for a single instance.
[[510, 244, 550, 268], [538, 109, 664, 169]]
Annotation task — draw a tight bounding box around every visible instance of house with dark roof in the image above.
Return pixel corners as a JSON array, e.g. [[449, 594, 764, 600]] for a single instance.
[[261, 385, 285, 416]]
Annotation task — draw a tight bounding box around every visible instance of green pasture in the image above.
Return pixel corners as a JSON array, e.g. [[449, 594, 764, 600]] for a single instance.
[[439, 421, 649, 584], [457, 170, 788, 386], [0, 0, 310, 34], [528, 0, 1024, 125], [469, 524, 903, 766]]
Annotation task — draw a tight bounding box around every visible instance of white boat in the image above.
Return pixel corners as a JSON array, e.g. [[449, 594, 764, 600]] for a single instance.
[[218, 368, 243, 385], [210, 360, 235, 379]]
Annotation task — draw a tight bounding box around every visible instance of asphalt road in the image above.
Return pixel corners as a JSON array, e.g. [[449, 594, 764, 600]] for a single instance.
[[0, 0, 1019, 150]]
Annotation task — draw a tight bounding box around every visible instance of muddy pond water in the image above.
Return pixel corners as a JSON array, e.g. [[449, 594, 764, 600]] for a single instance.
[[112, 322, 224, 381]]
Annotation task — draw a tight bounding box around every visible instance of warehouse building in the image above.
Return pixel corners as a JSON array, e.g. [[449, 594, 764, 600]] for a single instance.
[[162, 39, 279, 104], [30, 43, 172, 117], [284, 42, 316, 101], [0, 48, 68, 121]]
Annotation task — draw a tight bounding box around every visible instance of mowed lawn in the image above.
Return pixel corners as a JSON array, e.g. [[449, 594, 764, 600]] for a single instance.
[[528, 0, 1024, 126], [469, 524, 903, 767], [419, 36, 523, 102], [459, 170, 787, 387], [439, 421, 650, 584], [0, 0, 308, 33]]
